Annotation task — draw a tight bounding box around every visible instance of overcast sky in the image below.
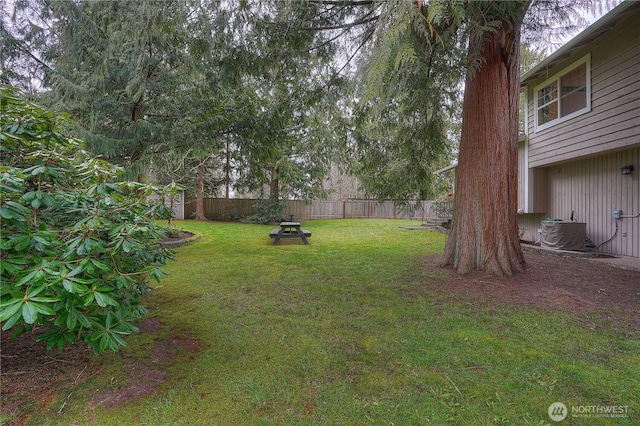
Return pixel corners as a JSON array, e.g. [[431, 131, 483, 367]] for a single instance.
[[551, 0, 623, 52]]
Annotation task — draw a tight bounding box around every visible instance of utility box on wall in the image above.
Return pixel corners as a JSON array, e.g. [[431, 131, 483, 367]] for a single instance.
[[540, 221, 587, 251]]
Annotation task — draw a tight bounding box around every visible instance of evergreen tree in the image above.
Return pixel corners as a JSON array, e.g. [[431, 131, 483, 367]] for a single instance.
[[40, 1, 201, 179], [296, 0, 609, 275], [231, 0, 350, 201], [2, 0, 348, 207], [351, 9, 465, 205]]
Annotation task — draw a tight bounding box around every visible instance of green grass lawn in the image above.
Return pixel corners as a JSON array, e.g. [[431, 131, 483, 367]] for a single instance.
[[29, 220, 638, 425]]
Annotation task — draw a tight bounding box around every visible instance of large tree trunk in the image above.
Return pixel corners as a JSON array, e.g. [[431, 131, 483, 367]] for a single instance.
[[194, 158, 208, 221], [441, 20, 525, 276]]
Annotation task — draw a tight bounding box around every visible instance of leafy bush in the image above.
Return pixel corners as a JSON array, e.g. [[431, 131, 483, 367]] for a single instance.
[[243, 196, 287, 224], [221, 209, 241, 221], [0, 85, 174, 353], [431, 192, 455, 220]]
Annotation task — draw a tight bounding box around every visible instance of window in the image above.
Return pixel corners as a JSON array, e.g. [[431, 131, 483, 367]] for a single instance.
[[534, 54, 590, 131]]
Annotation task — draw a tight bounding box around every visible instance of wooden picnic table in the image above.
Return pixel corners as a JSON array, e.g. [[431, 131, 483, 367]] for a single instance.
[[269, 221, 311, 245]]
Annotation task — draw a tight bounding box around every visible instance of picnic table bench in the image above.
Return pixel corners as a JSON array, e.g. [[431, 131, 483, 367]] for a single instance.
[[270, 221, 311, 244]]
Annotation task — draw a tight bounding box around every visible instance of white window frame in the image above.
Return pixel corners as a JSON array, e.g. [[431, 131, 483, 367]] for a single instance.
[[534, 54, 591, 132]]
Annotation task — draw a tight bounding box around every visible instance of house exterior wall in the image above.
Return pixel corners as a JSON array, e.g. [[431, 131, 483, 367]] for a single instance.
[[518, 6, 640, 258], [518, 139, 525, 210], [517, 213, 546, 243], [524, 14, 640, 167], [518, 138, 548, 214], [518, 148, 639, 257], [548, 148, 638, 257]]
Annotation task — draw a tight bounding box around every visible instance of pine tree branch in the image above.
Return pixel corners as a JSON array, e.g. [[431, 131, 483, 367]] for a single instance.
[[308, 0, 376, 5], [321, 25, 375, 90], [0, 27, 53, 73], [303, 15, 379, 31], [309, 3, 381, 49]]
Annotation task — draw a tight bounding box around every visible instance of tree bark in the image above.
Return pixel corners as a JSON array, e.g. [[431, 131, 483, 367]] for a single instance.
[[194, 158, 208, 221], [269, 167, 280, 201], [225, 140, 230, 220], [441, 20, 525, 276]]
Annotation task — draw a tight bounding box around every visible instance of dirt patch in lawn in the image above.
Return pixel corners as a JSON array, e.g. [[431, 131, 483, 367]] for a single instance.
[[421, 247, 640, 330], [1, 319, 201, 425], [0, 329, 97, 422], [2, 248, 638, 424], [89, 363, 167, 409]]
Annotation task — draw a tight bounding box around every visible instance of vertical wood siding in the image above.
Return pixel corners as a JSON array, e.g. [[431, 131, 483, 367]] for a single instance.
[[518, 140, 526, 210], [517, 213, 546, 242], [519, 148, 639, 257]]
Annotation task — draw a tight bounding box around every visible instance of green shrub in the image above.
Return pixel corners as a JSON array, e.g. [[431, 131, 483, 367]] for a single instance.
[[431, 192, 455, 220], [243, 196, 287, 224], [0, 85, 174, 353]]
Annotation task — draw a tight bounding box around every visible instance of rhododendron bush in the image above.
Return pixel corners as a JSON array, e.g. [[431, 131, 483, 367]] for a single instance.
[[0, 86, 174, 352]]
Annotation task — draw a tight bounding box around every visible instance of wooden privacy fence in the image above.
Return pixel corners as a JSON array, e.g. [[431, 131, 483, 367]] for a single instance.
[[183, 198, 436, 221]]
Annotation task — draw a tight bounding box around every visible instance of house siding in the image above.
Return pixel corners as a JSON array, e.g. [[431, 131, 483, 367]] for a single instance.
[[518, 147, 640, 258], [517, 213, 546, 243], [517, 139, 548, 213], [517, 6, 640, 258], [525, 14, 640, 167], [518, 140, 525, 210], [549, 148, 639, 257]]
